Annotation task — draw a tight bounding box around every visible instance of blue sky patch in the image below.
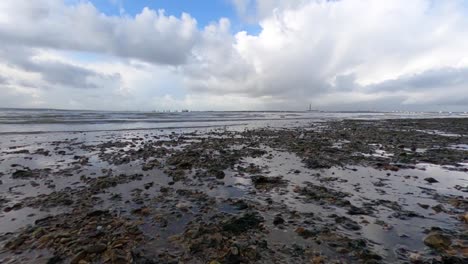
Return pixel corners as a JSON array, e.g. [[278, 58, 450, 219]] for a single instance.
[[87, 0, 260, 34]]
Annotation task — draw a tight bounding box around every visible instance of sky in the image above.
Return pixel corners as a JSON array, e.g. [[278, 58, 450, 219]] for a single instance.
[[0, 0, 468, 111]]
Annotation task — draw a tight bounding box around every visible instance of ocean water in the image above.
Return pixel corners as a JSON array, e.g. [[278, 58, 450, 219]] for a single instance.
[[0, 108, 466, 134]]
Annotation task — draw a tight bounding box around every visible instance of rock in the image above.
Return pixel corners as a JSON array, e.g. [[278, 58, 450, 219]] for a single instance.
[[32, 227, 46, 239], [4, 235, 27, 250], [143, 182, 154, 189], [441, 255, 468, 264], [142, 160, 160, 171], [12, 169, 34, 179], [222, 212, 264, 234], [30, 181, 40, 187], [70, 251, 87, 264], [35, 216, 53, 225], [357, 248, 383, 262], [46, 255, 64, 264], [336, 247, 349, 254], [8, 148, 30, 154], [251, 175, 286, 188], [454, 185, 468, 192], [347, 205, 371, 215], [61, 198, 74, 206], [334, 216, 361, 231], [230, 246, 239, 255], [243, 245, 258, 260], [394, 245, 412, 260], [432, 204, 445, 213], [86, 210, 107, 217], [423, 232, 452, 251], [85, 243, 107, 254], [273, 215, 285, 225], [232, 200, 249, 210], [424, 177, 439, 183], [462, 213, 468, 223], [409, 253, 423, 263], [311, 255, 326, 264], [391, 210, 423, 220], [295, 227, 317, 239], [176, 202, 191, 212], [417, 203, 429, 209], [132, 207, 151, 216], [383, 164, 400, 171], [213, 170, 225, 179], [295, 183, 351, 207], [304, 158, 331, 169]]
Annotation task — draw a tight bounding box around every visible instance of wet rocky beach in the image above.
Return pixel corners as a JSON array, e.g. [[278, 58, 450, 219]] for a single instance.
[[0, 118, 467, 263]]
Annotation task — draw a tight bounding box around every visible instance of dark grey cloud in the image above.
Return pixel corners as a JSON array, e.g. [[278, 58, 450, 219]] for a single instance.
[[0, 45, 120, 89], [368, 67, 468, 92], [37, 61, 120, 89], [0, 75, 9, 85]]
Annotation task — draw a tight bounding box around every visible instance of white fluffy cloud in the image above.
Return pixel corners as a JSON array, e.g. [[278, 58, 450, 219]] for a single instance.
[[0, 0, 198, 65], [211, 0, 468, 110], [0, 0, 468, 111]]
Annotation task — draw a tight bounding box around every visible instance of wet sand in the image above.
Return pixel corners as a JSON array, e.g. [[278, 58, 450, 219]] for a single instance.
[[0, 118, 467, 263]]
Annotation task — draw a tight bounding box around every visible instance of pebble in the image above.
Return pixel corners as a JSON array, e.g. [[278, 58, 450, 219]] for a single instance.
[[424, 177, 439, 183]]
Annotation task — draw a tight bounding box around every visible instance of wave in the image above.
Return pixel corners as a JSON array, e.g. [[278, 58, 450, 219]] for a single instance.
[[0, 123, 249, 135]]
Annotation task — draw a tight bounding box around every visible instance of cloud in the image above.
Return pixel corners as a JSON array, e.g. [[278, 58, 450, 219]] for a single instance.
[[37, 61, 119, 89], [0, 45, 120, 89], [0, 0, 198, 65], [197, 0, 468, 110], [0, 74, 8, 85], [0, 79, 44, 108], [0, 0, 468, 111], [367, 67, 468, 92], [230, 0, 311, 22], [182, 18, 257, 95]]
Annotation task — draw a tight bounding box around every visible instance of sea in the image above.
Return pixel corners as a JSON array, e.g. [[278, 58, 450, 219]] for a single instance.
[[0, 108, 466, 134]]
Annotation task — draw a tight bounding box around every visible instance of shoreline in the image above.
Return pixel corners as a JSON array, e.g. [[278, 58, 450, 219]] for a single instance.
[[0, 118, 467, 263]]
